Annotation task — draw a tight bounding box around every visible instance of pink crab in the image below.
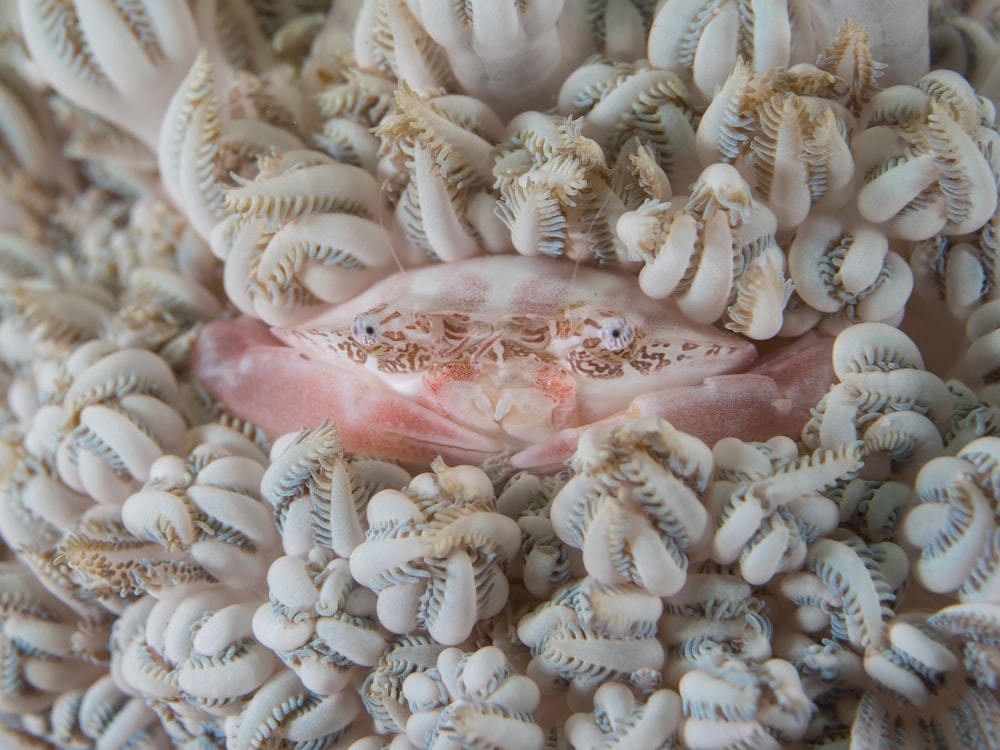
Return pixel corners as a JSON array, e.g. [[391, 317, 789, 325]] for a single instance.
[[194, 256, 834, 469]]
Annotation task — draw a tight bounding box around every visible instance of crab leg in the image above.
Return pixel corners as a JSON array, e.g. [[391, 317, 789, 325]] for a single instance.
[[193, 318, 506, 465], [509, 335, 836, 469]]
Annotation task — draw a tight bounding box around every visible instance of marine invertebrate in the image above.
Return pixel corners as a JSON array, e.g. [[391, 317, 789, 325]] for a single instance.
[[678, 657, 813, 749], [850, 606, 1000, 748], [259, 423, 410, 558], [375, 82, 509, 261], [659, 573, 773, 686], [226, 669, 363, 750], [107, 267, 223, 354], [958, 296, 1000, 403], [779, 531, 908, 654], [517, 576, 664, 706], [8, 0, 1000, 748], [493, 113, 632, 262], [646, 0, 796, 104], [120, 440, 279, 592], [556, 59, 699, 190], [114, 588, 277, 726], [787, 214, 914, 333], [707, 436, 862, 584], [45, 343, 188, 505], [194, 254, 843, 469], [0, 562, 107, 714], [617, 162, 790, 339], [46, 673, 168, 749], [804, 322, 954, 479], [361, 632, 446, 736], [0, 275, 111, 372], [402, 645, 545, 749], [549, 416, 713, 596], [379, 0, 570, 118], [219, 149, 400, 326], [349, 460, 520, 645], [695, 59, 857, 232], [902, 436, 1000, 601], [853, 69, 1000, 241], [252, 552, 386, 695], [15, 0, 200, 148], [493, 468, 574, 599], [565, 682, 682, 750]]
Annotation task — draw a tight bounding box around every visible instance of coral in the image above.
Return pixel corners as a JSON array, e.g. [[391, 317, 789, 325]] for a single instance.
[[618, 162, 789, 338], [779, 531, 907, 652], [517, 576, 664, 706], [787, 213, 913, 334], [15, 0, 200, 148], [707, 436, 863, 585], [550, 416, 713, 596], [375, 83, 509, 261], [646, 0, 797, 104], [494, 114, 630, 262], [402, 645, 545, 749], [902, 436, 1000, 602], [5, 2, 1000, 749], [853, 69, 1000, 240], [252, 553, 386, 695], [259, 423, 410, 557], [659, 573, 773, 686], [679, 658, 813, 749], [226, 670, 362, 750], [804, 322, 954, 480], [121, 441, 279, 592], [349, 460, 521, 645], [47, 344, 188, 505], [113, 589, 278, 727], [565, 682, 682, 749]]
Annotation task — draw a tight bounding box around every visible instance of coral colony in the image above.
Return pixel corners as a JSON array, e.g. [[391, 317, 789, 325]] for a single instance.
[[6, 0, 1000, 748]]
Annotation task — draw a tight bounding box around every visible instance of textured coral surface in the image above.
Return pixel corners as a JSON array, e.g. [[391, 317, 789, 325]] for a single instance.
[[4, 1, 1000, 749]]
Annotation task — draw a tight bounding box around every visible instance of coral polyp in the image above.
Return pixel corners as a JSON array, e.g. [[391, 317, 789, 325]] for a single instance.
[[4, 1, 1000, 749]]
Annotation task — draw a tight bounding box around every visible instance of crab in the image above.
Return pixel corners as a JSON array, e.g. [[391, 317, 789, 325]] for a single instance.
[[193, 256, 835, 469]]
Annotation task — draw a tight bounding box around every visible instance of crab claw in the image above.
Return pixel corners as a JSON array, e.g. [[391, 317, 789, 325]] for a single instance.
[[193, 318, 506, 466], [510, 334, 835, 470]]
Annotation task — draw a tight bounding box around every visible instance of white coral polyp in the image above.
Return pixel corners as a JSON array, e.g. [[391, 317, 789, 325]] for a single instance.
[[115, 589, 277, 719], [707, 437, 862, 585], [0, 563, 107, 714], [788, 214, 913, 332], [620, 162, 787, 336], [804, 322, 953, 480], [679, 658, 813, 749], [853, 70, 1000, 240], [566, 682, 682, 750], [517, 576, 664, 707], [54, 346, 188, 505], [550, 416, 713, 596], [225, 670, 363, 750], [349, 460, 520, 645], [16, 0, 200, 148], [252, 552, 386, 696], [902, 437, 1000, 602], [260, 425, 411, 558], [660, 574, 773, 685], [647, 0, 794, 104], [121, 445, 278, 592], [402, 646, 545, 750]]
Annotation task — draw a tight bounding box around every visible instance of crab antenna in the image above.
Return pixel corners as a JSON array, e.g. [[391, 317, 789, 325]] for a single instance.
[[377, 177, 421, 320], [571, 179, 617, 293], [377, 178, 409, 277]]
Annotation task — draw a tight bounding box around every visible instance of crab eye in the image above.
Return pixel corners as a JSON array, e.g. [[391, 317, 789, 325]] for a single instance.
[[351, 313, 381, 346], [600, 317, 635, 351]]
